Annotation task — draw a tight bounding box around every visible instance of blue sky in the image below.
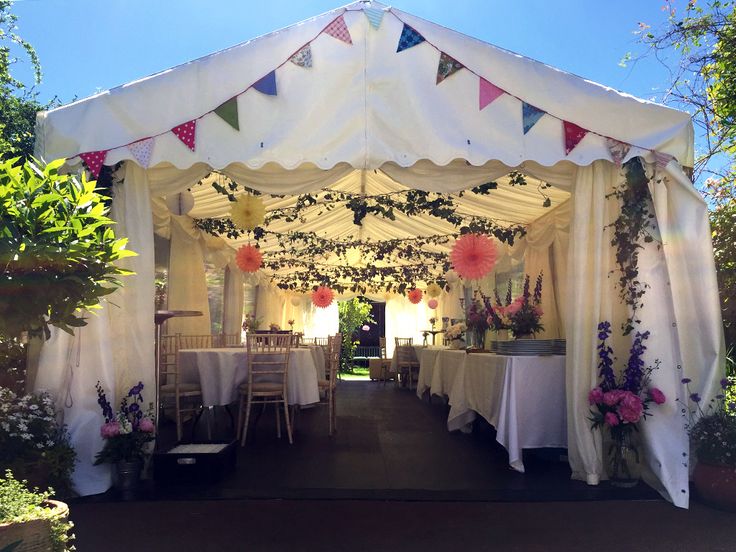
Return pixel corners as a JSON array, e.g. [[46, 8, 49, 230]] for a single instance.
[[11, 0, 683, 106]]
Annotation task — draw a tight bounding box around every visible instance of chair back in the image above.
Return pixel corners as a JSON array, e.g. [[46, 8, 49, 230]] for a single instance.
[[160, 334, 180, 386], [221, 333, 242, 347], [290, 332, 302, 348], [395, 338, 417, 365], [379, 337, 388, 360], [394, 337, 413, 347], [326, 333, 342, 386], [246, 333, 292, 387], [179, 334, 222, 349]]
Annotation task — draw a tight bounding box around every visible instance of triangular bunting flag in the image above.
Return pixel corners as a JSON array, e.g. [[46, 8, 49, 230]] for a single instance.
[[396, 23, 425, 52], [253, 71, 277, 96], [522, 103, 545, 134], [479, 78, 504, 110], [290, 44, 313, 68], [654, 151, 675, 169], [79, 150, 108, 179], [563, 121, 589, 155], [128, 138, 154, 168], [171, 120, 197, 151], [364, 6, 384, 29], [606, 138, 631, 167], [436, 52, 464, 84], [214, 97, 240, 130], [323, 15, 352, 45]]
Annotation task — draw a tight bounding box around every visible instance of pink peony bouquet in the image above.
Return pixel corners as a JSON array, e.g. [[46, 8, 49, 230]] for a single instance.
[[484, 272, 544, 336], [94, 381, 155, 465], [588, 322, 665, 438]]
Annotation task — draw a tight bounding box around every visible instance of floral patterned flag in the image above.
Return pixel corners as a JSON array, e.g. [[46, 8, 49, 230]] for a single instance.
[[214, 97, 240, 131], [253, 70, 277, 96], [654, 151, 675, 169], [606, 138, 631, 166], [79, 150, 108, 178], [363, 6, 384, 29], [522, 102, 545, 134], [563, 121, 588, 155], [171, 120, 197, 151], [323, 15, 352, 45], [128, 138, 154, 168], [396, 23, 425, 52], [479, 78, 504, 110], [436, 52, 464, 84], [290, 44, 313, 68]]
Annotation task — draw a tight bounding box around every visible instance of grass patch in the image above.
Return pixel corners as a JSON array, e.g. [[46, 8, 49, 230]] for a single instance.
[[340, 365, 370, 380]]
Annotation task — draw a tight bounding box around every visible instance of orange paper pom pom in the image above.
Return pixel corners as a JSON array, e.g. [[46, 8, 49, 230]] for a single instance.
[[312, 286, 335, 308], [407, 288, 423, 304], [450, 233, 498, 280], [235, 244, 262, 273]]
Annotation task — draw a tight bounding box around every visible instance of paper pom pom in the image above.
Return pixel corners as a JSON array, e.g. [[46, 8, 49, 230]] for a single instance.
[[407, 288, 423, 304], [230, 193, 265, 231], [450, 233, 498, 280], [312, 286, 335, 308], [235, 244, 262, 273], [290, 296, 301, 307], [425, 283, 442, 298], [444, 270, 459, 284], [427, 298, 439, 309]]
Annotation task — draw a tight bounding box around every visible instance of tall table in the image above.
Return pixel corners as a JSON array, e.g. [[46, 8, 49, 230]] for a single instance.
[[446, 353, 567, 472]]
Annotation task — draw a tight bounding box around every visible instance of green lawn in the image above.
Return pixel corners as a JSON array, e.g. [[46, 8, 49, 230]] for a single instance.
[[340, 365, 370, 380]]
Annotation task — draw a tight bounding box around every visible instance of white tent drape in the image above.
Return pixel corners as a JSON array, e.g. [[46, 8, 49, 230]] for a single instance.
[[222, 264, 244, 336]]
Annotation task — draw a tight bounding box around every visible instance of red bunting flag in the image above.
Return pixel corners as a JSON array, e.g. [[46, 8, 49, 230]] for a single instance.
[[479, 78, 504, 110], [79, 150, 108, 179], [563, 121, 588, 155], [654, 151, 675, 169], [323, 15, 352, 45], [172, 120, 197, 151], [605, 138, 631, 167]]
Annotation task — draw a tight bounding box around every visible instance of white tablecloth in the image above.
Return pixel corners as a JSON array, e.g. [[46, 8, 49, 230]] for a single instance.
[[447, 354, 567, 472], [178, 346, 324, 406], [416, 348, 464, 399]]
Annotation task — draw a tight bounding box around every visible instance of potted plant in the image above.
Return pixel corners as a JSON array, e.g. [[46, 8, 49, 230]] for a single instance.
[[683, 377, 736, 509], [93, 381, 155, 498], [0, 470, 74, 552]]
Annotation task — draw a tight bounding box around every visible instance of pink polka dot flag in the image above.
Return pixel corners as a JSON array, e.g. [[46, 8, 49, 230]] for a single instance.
[[171, 120, 197, 151], [128, 137, 154, 168], [79, 150, 108, 179]]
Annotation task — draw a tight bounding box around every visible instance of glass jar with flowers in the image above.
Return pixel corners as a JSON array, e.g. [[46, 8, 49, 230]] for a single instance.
[[445, 323, 467, 349], [588, 322, 666, 487], [465, 297, 489, 349], [681, 377, 736, 509], [94, 382, 155, 496]]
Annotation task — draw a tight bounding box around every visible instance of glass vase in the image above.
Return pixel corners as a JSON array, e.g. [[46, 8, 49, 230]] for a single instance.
[[606, 429, 641, 488]]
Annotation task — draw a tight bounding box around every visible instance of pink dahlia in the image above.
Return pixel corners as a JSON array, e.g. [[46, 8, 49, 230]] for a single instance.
[[407, 288, 423, 304], [649, 387, 666, 405], [235, 244, 263, 273], [604, 412, 620, 427], [603, 390, 625, 407], [618, 392, 644, 423], [312, 286, 335, 308], [449, 233, 498, 280], [100, 421, 120, 439], [588, 387, 604, 405]]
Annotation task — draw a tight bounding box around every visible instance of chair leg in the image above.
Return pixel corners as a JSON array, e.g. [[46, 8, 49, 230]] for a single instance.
[[275, 402, 282, 439], [240, 395, 253, 446], [236, 393, 245, 440], [283, 399, 293, 445], [175, 396, 183, 442]]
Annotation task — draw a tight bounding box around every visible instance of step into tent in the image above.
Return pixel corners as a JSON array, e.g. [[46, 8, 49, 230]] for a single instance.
[[33, 1, 722, 506]]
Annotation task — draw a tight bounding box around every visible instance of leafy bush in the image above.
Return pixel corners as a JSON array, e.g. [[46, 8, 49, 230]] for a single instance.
[[0, 469, 74, 551], [337, 298, 375, 373], [684, 377, 736, 467]]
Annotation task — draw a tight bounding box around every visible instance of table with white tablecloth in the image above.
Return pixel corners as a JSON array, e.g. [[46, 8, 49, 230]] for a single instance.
[[446, 354, 567, 473], [415, 348, 465, 399], [178, 346, 324, 406]]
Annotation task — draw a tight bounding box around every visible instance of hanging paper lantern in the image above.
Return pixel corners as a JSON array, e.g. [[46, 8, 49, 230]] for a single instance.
[[450, 233, 498, 280], [425, 283, 442, 298], [235, 244, 262, 273], [230, 193, 266, 230], [290, 296, 301, 307], [312, 286, 335, 309], [444, 269, 459, 284], [427, 298, 439, 310], [407, 288, 423, 304]]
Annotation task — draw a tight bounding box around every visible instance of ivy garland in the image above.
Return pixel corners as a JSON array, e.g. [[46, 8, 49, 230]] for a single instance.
[[608, 157, 658, 335]]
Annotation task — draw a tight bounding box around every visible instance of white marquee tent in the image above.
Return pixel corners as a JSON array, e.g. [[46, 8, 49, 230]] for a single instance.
[[33, 2, 723, 508]]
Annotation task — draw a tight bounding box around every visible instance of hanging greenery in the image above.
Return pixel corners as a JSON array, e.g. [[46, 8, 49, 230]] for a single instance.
[[608, 157, 659, 335]]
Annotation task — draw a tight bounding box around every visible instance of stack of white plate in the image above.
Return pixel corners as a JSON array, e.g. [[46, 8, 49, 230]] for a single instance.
[[496, 339, 566, 356]]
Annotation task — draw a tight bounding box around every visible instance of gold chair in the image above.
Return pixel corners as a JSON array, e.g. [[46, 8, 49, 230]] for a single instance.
[[159, 334, 205, 441], [221, 333, 243, 347], [237, 333, 293, 445], [317, 333, 341, 436], [378, 337, 393, 386], [178, 334, 222, 349], [394, 337, 419, 390]]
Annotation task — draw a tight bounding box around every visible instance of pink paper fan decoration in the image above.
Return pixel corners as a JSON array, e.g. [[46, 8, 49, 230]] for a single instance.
[[427, 298, 439, 309], [450, 233, 498, 280], [312, 286, 335, 308], [235, 244, 262, 273], [407, 288, 423, 304]]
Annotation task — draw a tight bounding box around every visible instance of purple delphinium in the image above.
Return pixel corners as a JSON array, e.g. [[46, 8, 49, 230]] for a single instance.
[[596, 322, 616, 391], [622, 330, 650, 393], [505, 279, 512, 306], [522, 274, 531, 299], [95, 381, 114, 423], [533, 271, 543, 303]]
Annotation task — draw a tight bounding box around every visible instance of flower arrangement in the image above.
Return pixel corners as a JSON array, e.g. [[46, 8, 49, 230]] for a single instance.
[[242, 313, 261, 332], [287, 319, 295, 331], [94, 382, 155, 465], [230, 193, 265, 230], [445, 322, 467, 340], [682, 377, 736, 467], [484, 273, 544, 337], [429, 317, 437, 329], [235, 244, 263, 273], [0, 389, 76, 497], [450, 233, 498, 280], [269, 323, 281, 331]]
